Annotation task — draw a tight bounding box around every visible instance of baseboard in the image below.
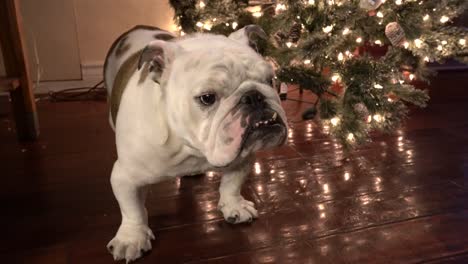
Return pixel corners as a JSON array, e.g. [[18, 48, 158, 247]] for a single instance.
[[32, 61, 104, 94], [81, 61, 104, 79]]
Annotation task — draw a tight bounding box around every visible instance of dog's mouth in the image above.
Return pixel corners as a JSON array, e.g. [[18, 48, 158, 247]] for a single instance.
[[238, 109, 287, 155]]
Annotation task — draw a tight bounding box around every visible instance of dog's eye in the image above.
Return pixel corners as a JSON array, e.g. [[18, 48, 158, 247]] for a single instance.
[[199, 93, 217, 106]]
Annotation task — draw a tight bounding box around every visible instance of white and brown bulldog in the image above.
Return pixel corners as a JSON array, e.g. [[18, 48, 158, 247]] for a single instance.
[[104, 25, 288, 262]]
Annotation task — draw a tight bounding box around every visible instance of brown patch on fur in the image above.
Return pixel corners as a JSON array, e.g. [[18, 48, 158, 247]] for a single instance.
[[103, 25, 167, 90], [110, 52, 140, 124], [153, 33, 174, 41]]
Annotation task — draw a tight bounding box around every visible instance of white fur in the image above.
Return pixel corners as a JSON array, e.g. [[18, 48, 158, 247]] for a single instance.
[[105, 27, 287, 263]]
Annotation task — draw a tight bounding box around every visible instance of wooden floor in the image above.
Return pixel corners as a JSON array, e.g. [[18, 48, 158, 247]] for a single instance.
[[1, 71, 468, 264]]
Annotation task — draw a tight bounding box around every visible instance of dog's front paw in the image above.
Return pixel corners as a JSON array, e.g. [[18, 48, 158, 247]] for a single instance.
[[107, 223, 155, 263], [218, 197, 258, 224]]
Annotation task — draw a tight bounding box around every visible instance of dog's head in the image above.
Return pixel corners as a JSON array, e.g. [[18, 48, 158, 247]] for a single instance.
[[138, 26, 288, 167]]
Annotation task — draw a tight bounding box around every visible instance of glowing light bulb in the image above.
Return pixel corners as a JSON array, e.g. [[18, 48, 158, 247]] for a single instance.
[[347, 133, 355, 142], [199, 1, 206, 8], [414, 39, 423, 48], [403, 41, 409, 49], [440, 16, 449, 23], [376, 12, 384, 18], [373, 114, 383, 122], [322, 25, 334, 33], [252, 11, 263, 17], [304, 59, 311, 64], [180, 31, 186, 36], [331, 73, 341, 82], [437, 45, 443, 51], [374, 83, 383, 89], [367, 115, 372, 123], [409, 74, 415, 80], [330, 117, 340, 126], [423, 14, 430, 21], [338, 52, 344, 61], [441, 40, 448, 45], [424, 56, 430, 62], [203, 23, 212, 30], [459, 39, 466, 46], [395, 0, 402, 5], [196, 21, 204, 28], [276, 3, 287, 12], [232, 22, 238, 29], [342, 28, 350, 35], [286, 42, 293, 48], [356, 37, 362, 43], [308, 0, 315, 5], [375, 40, 382, 45]]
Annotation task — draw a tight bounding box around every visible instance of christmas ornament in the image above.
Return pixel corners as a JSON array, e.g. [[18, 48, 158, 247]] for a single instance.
[[359, 0, 383, 11], [288, 23, 302, 42], [385, 22, 406, 47]]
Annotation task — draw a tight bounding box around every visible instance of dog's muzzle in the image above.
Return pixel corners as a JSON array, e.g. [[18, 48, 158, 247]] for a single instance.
[[239, 90, 287, 147]]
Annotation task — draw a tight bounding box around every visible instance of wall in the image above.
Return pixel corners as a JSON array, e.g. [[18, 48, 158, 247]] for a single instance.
[[73, 0, 176, 71], [0, 42, 5, 77], [0, 0, 175, 82]]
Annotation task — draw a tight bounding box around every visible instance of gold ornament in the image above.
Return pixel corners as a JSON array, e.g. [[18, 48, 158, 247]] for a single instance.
[[385, 22, 406, 47]]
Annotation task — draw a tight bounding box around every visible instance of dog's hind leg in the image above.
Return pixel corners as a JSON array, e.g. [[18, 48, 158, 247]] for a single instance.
[[107, 161, 155, 263]]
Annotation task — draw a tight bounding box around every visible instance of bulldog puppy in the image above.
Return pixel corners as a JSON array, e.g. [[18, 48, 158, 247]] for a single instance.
[[104, 25, 288, 262]]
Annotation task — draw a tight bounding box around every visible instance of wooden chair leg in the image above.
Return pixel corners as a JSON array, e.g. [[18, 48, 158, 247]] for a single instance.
[[0, 0, 39, 140]]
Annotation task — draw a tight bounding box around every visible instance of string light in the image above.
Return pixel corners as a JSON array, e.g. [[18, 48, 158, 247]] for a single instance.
[[440, 16, 449, 23], [276, 3, 287, 12], [286, 42, 293, 48], [423, 14, 430, 21], [403, 41, 409, 49], [414, 38, 423, 48], [304, 59, 311, 64], [374, 83, 384, 89], [375, 40, 382, 45], [307, 0, 315, 5], [347, 133, 355, 142], [203, 22, 213, 31], [437, 45, 443, 51], [367, 115, 372, 123], [395, 0, 402, 5], [199, 1, 206, 8], [460, 39, 466, 46], [331, 73, 341, 82], [409, 74, 415, 80], [196, 21, 204, 28], [424, 56, 430, 62], [342, 28, 350, 35], [373, 114, 383, 122], [441, 40, 448, 45], [232, 22, 238, 29], [376, 12, 384, 18], [330, 117, 340, 126], [323, 25, 334, 33], [252, 11, 263, 17], [356, 37, 363, 43], [338, 52, 344, 61]]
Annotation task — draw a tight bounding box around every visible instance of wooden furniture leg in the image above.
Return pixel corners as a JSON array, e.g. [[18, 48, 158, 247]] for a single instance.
[[0, 0, 39, 140]]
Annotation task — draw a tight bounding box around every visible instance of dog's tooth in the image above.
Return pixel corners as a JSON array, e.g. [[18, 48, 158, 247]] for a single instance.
[[272, 112, 277, 121]]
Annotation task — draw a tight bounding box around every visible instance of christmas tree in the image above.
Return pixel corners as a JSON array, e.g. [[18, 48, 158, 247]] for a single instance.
[[169, 0, 467, 147]]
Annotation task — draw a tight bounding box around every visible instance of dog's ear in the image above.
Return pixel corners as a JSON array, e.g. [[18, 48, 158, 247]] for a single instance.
[[137, 40, 183, 74], [228, 25, 268, 53]]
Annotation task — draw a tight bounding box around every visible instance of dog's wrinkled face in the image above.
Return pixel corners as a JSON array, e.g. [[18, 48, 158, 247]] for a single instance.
[[143, 29, 287, 167]]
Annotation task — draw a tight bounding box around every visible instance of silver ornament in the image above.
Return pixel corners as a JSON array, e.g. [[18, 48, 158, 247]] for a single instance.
[[385, 22, 406, 47], [359, 0, 383, 11]]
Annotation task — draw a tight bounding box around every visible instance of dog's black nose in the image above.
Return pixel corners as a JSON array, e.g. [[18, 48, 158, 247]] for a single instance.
[[240, 90, 265, 107]]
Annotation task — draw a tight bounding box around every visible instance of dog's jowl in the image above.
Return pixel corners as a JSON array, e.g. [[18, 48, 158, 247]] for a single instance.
[[104, 24, 288, 262]]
